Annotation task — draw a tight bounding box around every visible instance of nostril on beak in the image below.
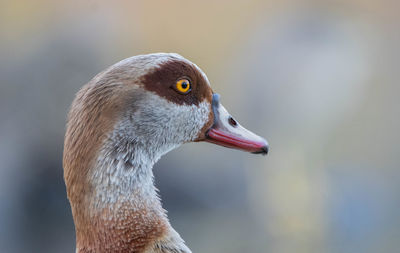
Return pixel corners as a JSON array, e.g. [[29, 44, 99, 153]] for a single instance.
[[228, 116, 238, 127]]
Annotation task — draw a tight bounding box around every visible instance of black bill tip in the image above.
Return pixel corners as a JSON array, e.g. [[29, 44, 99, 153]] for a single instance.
[[251, 145, 269, 156]]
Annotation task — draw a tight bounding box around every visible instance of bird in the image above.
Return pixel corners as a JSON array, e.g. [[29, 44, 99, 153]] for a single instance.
[[63, 53, 268, 253]]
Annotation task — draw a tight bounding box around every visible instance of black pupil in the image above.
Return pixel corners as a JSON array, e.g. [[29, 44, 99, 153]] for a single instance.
[[181, 82, 188, 89]]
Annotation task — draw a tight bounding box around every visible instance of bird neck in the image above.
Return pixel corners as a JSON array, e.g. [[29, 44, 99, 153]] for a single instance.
[[72, 138, 189, 253]]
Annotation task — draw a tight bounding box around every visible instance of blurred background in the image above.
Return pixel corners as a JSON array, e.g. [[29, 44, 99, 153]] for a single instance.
[[1, 0, 399, 252]]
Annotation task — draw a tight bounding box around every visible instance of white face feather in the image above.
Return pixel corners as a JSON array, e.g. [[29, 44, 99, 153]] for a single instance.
[[88, 91, 211, 212]]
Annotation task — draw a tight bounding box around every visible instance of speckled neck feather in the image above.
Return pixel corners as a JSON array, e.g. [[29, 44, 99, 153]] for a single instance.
[[74, 135, 187, 253]]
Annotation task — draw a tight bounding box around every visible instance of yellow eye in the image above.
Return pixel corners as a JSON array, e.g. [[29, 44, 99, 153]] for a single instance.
[[175, 79, 191, 94]]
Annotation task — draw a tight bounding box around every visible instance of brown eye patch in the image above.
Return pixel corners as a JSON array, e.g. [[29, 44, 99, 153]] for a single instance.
[[140, 59, 212, 106]]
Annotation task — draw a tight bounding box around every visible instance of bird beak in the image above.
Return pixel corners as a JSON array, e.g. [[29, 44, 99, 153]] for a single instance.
[[205, 93, 269, 155]]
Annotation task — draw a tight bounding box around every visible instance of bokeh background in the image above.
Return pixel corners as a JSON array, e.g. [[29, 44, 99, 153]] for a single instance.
[[1, 0, 399, 252]]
